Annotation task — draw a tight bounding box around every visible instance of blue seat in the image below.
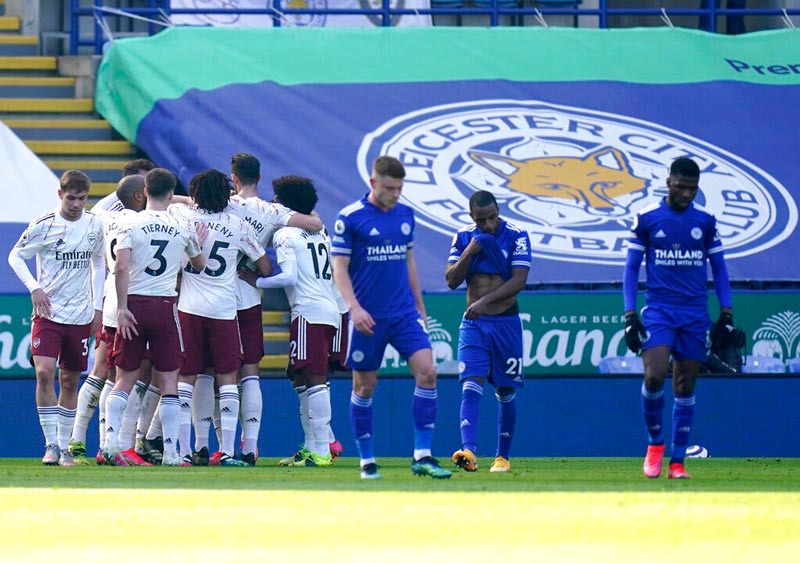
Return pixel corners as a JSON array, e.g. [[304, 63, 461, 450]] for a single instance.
[[740, 355, 786, 374], [598, 356, 644, 374], [787, 357, 800, 374]]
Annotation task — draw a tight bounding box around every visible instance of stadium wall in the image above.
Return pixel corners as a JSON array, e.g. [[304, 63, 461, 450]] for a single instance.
[[0, 374, 797, 458]]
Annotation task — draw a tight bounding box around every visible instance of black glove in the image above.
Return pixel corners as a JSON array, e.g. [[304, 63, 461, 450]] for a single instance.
[[624, 313, 647, 354], [711, 312, 734, 349]]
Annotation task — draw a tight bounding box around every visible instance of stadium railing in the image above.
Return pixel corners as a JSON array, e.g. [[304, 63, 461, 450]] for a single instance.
[[67, 0, 800, 55]]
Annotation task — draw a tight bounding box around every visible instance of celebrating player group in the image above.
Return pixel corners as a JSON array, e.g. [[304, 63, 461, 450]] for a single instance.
[[9, 154, 732, 480]]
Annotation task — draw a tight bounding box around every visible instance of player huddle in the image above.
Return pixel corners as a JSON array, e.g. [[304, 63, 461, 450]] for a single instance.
[[10, 154, 732, 481]]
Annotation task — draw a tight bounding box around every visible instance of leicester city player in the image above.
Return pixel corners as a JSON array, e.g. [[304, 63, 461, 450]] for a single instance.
[[623, 157, 734, 479], [446, 190, 531, 473], [332, 156, 451, 480]]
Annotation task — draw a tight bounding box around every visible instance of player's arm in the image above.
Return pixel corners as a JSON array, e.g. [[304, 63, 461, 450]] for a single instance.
[[407, 248, 427, 323], [114, 247, 138, 340], [8, 224, 50, 318], [445, 235, 480, 290], [90, 247, 105, 334], [253, 236, 296, 288], [465, 267, 528, 319], [286, 212, 323, 233], [333, 254, 374, 335]]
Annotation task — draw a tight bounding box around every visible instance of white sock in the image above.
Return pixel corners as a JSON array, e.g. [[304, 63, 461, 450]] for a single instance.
[[307, 384, 332, 457], [177, 382, 194, 457], [159, 396, 180, 456], [296, 386, 312, 450], [98, 380, 113, 448], [326, 381, 336, 443], [136, 385, 160, 449], [240, 376, 261, 454], [192, 375, 214, 452], [72, 375, 104, 443], [56, 406, 76, 451], [213, 394, 222, 447], [146, 401, 162, 440], [218, 384, 240, 456], [103, 390, 129, 451], [37, 406, 58, 447], [119, 380, 146, 451]]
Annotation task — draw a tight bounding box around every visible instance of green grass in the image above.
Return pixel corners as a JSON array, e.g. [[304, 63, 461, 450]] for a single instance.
[[2, 457, 799, 561]]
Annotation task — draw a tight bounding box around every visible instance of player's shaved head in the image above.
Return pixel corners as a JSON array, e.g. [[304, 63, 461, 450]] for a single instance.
[[116, 174, 145, 209]]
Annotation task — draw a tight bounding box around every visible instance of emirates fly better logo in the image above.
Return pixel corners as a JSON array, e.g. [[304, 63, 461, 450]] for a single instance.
[[358, 100, 797, 265]]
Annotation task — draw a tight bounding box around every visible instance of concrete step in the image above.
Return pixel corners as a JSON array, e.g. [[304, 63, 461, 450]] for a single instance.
[[2, 118, 113, 140], [263, 331, 289, 342], [0, 56, 56, 71], [44, 158, 130, 182], [25, 139, 135, 156], [0, 76, 75, 98], [262, 310, 289, 325], [0, 36, 38, 56], [0, 16, 19, 32], [89, 182, 116, 198], [259, 354, 287, 371], [0, 98, 93, 113]]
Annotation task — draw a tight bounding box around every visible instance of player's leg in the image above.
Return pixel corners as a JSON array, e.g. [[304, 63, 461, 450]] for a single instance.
[[640, 306, 674, 478], [135, 368, 161, 458], [237, 305, 263, 464], [69, 328, 107, 464], [326, 312, 349, 458], [346, 319, 388, 479], [489, 315, 525, 473], [53, 321, 92, 467], [191, 373, 214, 466], [394, 316, 451, 479], [667, 310, 708, 479], [31, 319, 62, 464], [452, 319, 487, 471], [208, 318, 246, 467], [278, 371, 310, 466]]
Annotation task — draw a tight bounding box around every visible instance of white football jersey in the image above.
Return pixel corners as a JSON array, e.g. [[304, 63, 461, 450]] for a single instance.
[[273, 226, 339, 327], [92, 192, 124, 215], [227, 195, 294, 310], [172, 204, 266, 320], [10, 208, 104, 325], [101, 208, 139, 327], [116, 209, 202, 298]]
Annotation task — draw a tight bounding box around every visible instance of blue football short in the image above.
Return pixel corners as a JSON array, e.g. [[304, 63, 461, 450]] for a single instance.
[[457, 314, 524, 388], [641, 303, 710, 362], [347, 312, 431, 371]]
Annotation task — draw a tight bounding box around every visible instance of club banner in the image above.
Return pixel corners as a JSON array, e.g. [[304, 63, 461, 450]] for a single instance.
[[1, 291, 799, 377], [169, 0, 432, 27], [95, 27, 800, 292]]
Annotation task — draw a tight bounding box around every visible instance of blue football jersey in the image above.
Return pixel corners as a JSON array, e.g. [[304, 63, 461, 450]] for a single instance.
[[628, 199, 723, 307], [448, 219, 532, 284], [331, 195, 417, 319]]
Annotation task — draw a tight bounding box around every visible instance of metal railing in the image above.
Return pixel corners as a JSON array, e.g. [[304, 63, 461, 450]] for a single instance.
[[68, 0, 799, 55]]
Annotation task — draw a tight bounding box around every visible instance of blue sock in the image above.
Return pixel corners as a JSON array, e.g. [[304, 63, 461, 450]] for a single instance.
[[413, 386, 437, 454], [349, 392, 374, 462], [496, 388, 516, 459], [459, 380, 483, 454], [641, 382, 665, 445], [671, 395, 696, 465]]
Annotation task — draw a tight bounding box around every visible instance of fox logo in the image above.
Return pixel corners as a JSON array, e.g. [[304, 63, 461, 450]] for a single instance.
[[468, 146, 648, 218], [361, 99, 794, 265]]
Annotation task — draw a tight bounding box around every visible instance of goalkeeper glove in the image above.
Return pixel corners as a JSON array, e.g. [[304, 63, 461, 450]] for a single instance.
[[624, 313, 647, 354], [711, 311, 734, 349]]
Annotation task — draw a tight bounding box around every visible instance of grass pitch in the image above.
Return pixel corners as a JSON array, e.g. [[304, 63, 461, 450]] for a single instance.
[[2, 457, 799, 562]]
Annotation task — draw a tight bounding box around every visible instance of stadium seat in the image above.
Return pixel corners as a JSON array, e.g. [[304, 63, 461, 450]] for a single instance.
[[787, 357, 800, 374], [534, 0, 583, 27], [740, 355, 786, 374], [598, 356, 644, 374]]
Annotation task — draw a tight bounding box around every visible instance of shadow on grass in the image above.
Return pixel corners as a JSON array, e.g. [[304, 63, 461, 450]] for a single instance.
[[1, 457, 799, 492]]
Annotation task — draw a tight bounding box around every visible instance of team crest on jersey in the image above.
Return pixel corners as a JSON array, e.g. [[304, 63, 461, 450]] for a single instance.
[[358, 100, 796, 265]]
